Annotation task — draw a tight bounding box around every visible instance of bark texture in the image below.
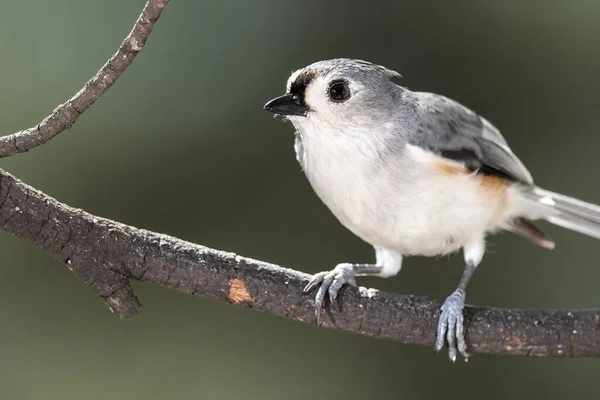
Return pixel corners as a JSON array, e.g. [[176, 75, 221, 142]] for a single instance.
[[0, 0, 170, 158], [1, 169, 600, 357]]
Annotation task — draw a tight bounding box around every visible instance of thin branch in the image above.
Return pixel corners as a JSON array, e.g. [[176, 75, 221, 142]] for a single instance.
[[0, 0, 170, 158], [0, 168, 599, 357]]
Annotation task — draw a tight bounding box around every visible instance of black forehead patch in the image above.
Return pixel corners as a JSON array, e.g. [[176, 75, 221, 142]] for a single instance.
[[288, 70, 316, 100]]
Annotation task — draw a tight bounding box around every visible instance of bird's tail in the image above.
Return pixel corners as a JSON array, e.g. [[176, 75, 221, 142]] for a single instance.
[[520, 186, 600, 240]]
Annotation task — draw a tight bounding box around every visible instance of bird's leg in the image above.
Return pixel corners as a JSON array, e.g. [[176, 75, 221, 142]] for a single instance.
[[434, 239, 484, 361], [303, 262, 373, 325], [434, 262, 476, 361], [303, 247, 402, 325]]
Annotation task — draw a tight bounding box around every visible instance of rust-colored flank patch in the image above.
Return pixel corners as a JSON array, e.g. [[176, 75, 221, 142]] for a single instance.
[[434, 157, 506, 194], [435, 160, 466, 176], [479, 174, 505, 192], [228, 278, 254, 304]]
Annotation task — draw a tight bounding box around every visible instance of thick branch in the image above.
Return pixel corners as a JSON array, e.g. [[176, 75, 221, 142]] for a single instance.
[[0, 168, 598, 357], [0, 0, 170, 158]]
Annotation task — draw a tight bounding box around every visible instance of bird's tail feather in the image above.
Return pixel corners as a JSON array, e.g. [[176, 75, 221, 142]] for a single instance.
[[521, 186, 600, 240]]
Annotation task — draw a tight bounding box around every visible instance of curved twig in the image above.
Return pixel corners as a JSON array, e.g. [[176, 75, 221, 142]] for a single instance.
[[0, 0, 170, 158]]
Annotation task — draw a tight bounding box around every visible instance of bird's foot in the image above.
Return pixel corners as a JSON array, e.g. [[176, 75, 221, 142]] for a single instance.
[[303, 263, 357, 325], [434, 289, 469, 362]]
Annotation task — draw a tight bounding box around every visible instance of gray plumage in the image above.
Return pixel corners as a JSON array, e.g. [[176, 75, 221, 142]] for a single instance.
[[409, 92, 533, 184], [264, 58, 600, 362]]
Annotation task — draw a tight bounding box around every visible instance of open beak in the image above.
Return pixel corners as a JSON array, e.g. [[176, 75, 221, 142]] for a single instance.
[[263, 94, 308, 116]]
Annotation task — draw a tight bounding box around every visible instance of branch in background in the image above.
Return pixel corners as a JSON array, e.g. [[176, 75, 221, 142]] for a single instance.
[[0, 0, 170, 158], [0, 0, 598, 359], [1, 168, 599, 357]]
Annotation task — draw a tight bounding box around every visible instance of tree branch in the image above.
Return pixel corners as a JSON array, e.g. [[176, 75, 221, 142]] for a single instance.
[[0, 0, 170, 158], [0, 168, 599, 357], [0, 0, 598, 359]]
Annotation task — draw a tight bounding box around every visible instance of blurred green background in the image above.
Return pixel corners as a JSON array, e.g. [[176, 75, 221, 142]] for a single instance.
[[0, 0, 599, 398]]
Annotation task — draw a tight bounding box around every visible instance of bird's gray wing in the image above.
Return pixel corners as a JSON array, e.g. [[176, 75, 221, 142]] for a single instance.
[[409, 92, 533, 185]]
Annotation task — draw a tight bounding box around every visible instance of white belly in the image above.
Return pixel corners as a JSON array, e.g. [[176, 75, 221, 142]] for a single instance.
[[302, 141, 516, 257]]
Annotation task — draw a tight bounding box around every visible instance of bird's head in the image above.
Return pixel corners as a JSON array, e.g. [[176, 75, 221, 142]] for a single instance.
[[264, 59, 403, 138]]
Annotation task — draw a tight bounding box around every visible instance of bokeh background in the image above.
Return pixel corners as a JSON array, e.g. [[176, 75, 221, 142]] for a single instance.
[[0, 0, 599, 398]]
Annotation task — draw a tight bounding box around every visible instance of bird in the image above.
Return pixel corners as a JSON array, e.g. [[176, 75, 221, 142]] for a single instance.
[[263, 58, 600, 361]]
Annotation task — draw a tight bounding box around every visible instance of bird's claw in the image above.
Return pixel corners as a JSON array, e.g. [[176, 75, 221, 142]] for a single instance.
[[303, 263, 357, 325], [434, 289, 469, 362]]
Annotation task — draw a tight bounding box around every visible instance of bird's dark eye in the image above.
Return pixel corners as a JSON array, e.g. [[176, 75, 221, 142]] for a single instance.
[[328, 81, 351, 102]]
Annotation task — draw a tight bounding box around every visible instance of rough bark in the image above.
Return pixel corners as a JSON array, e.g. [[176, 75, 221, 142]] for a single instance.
[[1, 168, 599, 357]]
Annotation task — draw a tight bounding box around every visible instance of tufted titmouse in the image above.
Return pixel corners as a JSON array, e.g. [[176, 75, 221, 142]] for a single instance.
[[263, 58, 600, 361]]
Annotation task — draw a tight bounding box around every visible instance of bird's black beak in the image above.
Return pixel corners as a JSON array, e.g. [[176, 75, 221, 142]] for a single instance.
[[263, 94, 308, 116]]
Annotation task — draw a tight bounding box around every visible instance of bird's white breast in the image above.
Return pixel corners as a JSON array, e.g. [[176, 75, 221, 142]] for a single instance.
[[296, 128, 517, 256]]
